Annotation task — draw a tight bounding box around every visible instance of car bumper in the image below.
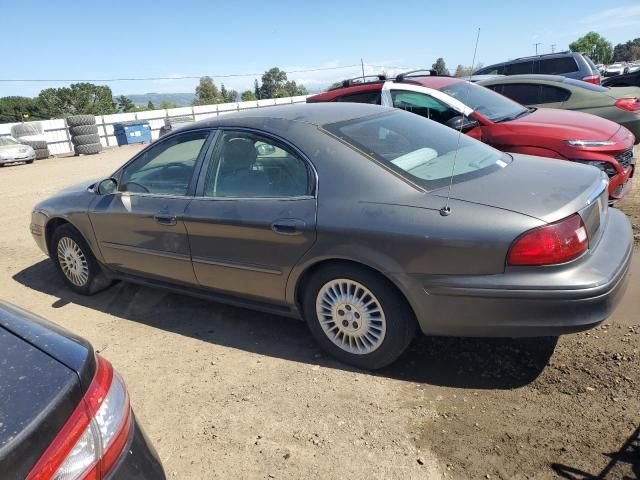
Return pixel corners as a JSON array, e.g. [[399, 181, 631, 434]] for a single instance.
[[106, 413, 166, 480], [0, 153, 35, 164], [395, 208, 633, 337]]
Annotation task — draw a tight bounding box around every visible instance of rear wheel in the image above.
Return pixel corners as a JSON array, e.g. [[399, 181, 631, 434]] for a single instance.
[[303, 264, 416, 370], [51, 224, 112, 295]]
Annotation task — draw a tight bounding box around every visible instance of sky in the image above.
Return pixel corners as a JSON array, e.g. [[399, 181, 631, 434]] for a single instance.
[[2, 0, 640, 98]]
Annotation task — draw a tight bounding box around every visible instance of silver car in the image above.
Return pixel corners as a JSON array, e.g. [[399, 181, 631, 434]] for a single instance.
[[0, 136, 35, 166], [29, 103, 633, 369]]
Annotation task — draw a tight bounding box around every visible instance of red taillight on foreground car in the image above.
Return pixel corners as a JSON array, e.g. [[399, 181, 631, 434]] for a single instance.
[[614, 98, 640, 113], [508, 214, 588, 266], [27, 355, 132, 480], [581, 74, 601, 85]]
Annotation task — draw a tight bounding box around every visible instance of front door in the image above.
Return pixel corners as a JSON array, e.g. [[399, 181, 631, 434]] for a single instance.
[[183, 129, 317, 303], [89, 129, 212, 285]]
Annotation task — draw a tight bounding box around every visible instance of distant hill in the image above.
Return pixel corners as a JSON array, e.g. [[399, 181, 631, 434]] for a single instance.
[[124, 92, 196, 106]]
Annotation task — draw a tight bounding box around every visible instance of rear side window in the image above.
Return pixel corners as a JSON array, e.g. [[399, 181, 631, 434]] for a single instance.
[[499, 84, 540, 105], [335, 91, 381, 104], [504, 61, 536, 75], [538, 57, 579, 74], [538, 85, 571, 103]]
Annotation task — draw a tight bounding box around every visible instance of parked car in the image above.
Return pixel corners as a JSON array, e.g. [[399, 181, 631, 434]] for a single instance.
[[604, 63, 629, 77], [477, 74, 640, 141], [603, 70, 640, 88], [0, 301, 165, 479], [307, 72, 635, 201], [473, 51, 601, 84], [0, 135, 35, 166], [628, 62, 640, 73], [30, 103, 633, 369]]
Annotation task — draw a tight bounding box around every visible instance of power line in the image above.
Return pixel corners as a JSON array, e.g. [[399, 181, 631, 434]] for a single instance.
[[0, 64, 366, 83]]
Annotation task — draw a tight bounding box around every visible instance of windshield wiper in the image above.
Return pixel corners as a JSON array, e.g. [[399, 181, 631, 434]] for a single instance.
[[494, 108, 534, 123]]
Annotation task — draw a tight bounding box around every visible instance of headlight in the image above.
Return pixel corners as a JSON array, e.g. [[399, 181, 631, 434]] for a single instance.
[[574, 160, 618, 177], [565, 140, 616, 147]]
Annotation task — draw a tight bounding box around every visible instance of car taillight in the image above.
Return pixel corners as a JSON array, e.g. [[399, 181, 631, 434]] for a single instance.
[[508, 214, 588, 266], [614, 98, 640, 112], [27, 355, 132, 480], [582, 74, 601, 85]]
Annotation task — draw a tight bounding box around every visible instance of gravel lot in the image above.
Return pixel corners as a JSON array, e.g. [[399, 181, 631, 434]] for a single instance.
[[1, 146, 638, 479]]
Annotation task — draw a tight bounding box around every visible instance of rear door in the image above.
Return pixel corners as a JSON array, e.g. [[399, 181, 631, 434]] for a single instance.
[[183, 129, 317, 303], [89, 130, 213, 284]]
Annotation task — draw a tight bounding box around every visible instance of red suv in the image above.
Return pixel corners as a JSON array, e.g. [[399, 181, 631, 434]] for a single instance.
[[308, 71, 635, 201]]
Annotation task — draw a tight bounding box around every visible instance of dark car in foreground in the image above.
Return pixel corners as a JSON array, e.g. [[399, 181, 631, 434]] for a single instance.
[[30, 103, 632, 369], [308, 73, 635, 201], [473, 51, 601, 84], [478, 74, 640, 141], [603, 70, 640, 88], [0, 301, 165, 479]]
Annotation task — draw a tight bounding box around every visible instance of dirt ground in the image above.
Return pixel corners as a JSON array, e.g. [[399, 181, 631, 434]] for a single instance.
[[0, 146, 638, 479]]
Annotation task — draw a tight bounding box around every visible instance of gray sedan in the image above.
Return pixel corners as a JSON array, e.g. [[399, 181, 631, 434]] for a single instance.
[[30, 103, 632, 369], [0, 136, 35, 165]]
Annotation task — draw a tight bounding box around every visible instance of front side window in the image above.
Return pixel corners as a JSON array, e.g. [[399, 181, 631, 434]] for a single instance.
[[391, 91, 460, 125], [499, 84, 541, 105], [203, 131, 310, 198], [324, 111, 509, 190], [120, 131, 209, 195], [439, 81, 529, 122]]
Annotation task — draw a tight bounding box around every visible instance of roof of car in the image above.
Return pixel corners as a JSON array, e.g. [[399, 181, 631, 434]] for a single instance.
[[407, 76, 461, 89], [478, 74, 568, 85], [181, 102, 395, 130]]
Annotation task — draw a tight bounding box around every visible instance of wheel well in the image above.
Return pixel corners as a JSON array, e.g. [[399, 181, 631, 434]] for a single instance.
[[294, 259, 415, 317], [45, 218, 70, 256]]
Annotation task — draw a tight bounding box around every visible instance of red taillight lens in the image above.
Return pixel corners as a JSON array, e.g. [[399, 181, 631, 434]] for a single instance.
[[614, 98, 640, 112], [27, 355, 132, 480], [582, 74, 601, 85], [508, 214, 588, 266]]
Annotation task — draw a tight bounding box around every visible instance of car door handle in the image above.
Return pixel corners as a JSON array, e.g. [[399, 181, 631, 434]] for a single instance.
[[271, 219, 306, 236], [154, 214, 177, 226]]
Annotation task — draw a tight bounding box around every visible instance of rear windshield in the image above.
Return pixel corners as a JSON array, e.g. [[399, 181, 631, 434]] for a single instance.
[[562, 78, 608, 92], [323, 111, 509, 190], [438, 81, 528, 122]]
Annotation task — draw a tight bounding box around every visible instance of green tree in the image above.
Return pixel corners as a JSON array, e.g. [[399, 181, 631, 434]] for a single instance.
[[195, 76, 222, 105], [569, 32, 613, 64], [454, 63, 483, 77], [159, 101, 179, 109], [37, 83, 116, 117], [147, 100, 155, 110], [220, 83, 238, 103], [0, 96, 45, 122], [613, 38, 640, 62], [432, 58, 450, 76], [259, 67, 308, 99], [117, 95, 136, 112], [241, 90, 257, 101], [254, 79, 261, 100]]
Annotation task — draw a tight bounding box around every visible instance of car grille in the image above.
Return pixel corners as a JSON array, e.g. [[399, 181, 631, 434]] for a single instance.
[[616, 149, 633, 170]]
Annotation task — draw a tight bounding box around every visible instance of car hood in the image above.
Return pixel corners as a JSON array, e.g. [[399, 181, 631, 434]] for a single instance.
[[59, 178, 100, 194], [433, 153, 606, 223], [505, 108, 622, 141]]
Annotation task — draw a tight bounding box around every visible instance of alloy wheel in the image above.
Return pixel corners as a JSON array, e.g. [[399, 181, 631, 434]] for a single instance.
[[57, 236, 90, 287]]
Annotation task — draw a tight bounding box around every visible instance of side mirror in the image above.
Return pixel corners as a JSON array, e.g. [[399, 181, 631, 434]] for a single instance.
[[445, 115, 480, 132], [97, 178, 117, 195]]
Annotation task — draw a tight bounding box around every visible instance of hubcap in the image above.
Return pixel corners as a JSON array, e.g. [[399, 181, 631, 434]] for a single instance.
[[315, 279, 386, 355], [57, 237, 89, 287]]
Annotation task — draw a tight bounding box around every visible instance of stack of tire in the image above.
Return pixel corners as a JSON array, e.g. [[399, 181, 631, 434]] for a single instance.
[[10, 123, 50, 160], [67, 115, 103, 155]]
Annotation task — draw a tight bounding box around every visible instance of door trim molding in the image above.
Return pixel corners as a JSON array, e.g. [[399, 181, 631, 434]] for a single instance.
[[101, 242, 191, 262], [192, 255, 282, 275]]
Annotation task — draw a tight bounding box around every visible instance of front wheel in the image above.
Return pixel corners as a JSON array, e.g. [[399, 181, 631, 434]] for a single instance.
[[51, 224, 113, 295], [303, 265, 416, 370]]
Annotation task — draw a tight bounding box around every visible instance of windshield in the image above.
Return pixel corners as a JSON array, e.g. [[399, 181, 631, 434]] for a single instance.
[[438, 81, 528, 122], [0, 136, 18, 146], [324, 111, 509, 190]]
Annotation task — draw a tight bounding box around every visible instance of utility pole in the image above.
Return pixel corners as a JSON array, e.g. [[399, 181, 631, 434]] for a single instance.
[[533, 42, 542, 55], [551, 44, 556, 53]]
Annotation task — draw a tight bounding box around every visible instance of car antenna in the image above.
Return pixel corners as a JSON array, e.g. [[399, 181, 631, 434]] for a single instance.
[[440, 27, 481, 217]]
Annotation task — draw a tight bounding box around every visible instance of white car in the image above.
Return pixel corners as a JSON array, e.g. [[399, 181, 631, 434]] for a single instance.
[[604, 63, 629, 77], [0, 136, 36, 166]]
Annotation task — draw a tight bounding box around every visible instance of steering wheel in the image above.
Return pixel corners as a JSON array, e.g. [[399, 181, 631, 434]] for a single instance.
[[122, 181, 150, 193], [162, 162, 192, 176]]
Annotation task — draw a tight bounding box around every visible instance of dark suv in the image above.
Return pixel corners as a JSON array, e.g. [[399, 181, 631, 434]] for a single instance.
[[474, 52, 601, 84]]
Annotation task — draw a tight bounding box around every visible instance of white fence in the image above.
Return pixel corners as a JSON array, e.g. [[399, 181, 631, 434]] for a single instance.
[[0, 95, 309, 155]]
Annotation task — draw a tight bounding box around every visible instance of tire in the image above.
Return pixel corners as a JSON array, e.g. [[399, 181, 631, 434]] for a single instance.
[[26, 159, 34, 164], [69, 124, 99, 136], [51, 224, 113, 295], [34, 148, 50, 159], [66, 115, 96, 127], [11, 123, 43, 137], [71, 133, 101, 146], [303, 264, 416, 370], [20, 139, 47, 150], [74, 143, 102, 155]]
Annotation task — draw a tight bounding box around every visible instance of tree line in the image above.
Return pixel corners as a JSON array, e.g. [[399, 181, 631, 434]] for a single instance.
[[0, 67, 308, 123]]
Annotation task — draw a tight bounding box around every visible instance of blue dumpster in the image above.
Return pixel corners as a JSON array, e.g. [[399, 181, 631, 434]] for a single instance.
[[113, 121, 152, 146]]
